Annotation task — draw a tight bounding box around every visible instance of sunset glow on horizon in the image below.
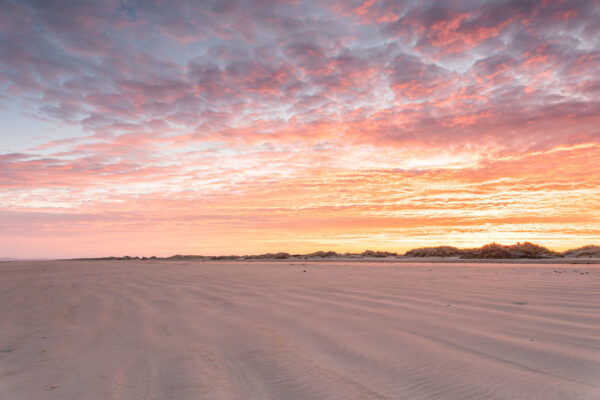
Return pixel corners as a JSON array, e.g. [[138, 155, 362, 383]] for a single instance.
[[1, 0, 599, 258]]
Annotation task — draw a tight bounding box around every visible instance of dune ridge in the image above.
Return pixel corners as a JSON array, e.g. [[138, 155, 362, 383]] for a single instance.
[[67, 242, 600, 262]]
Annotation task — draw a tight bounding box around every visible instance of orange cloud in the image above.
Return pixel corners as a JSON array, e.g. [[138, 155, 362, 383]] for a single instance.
[[1, 0, 599, 257]]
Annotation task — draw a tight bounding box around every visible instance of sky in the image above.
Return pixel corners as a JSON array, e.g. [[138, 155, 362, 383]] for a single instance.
[[1, 0, 599, 258]]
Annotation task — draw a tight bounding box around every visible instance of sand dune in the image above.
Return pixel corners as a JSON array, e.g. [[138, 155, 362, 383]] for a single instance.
[[1, 260, 599, 399]]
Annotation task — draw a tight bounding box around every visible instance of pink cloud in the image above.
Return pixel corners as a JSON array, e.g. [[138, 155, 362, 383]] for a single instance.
[[0, 0, 599, 256]]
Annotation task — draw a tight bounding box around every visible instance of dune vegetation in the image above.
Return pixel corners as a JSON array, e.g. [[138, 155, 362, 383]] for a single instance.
[[560, 245, 600, 258], [459, 242, 559, 259], [68, 242, 600, 261], [404, 246, 462, 257]]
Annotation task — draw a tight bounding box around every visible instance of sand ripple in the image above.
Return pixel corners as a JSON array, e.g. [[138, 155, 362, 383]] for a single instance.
[[1, 260, 599, 399]]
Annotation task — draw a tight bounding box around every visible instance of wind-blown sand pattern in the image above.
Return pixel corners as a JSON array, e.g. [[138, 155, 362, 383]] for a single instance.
[[1, 260, 599, 399]]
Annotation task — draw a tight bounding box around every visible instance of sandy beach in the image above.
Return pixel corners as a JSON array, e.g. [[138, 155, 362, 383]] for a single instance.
[[1, 260, 599, 399]]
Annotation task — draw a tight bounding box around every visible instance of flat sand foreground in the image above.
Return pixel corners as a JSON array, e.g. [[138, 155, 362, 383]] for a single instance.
[[1, 261, 599, 400]]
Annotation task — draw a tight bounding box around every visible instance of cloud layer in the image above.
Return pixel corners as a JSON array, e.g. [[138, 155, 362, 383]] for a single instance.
[[1, 0, 599, 257]]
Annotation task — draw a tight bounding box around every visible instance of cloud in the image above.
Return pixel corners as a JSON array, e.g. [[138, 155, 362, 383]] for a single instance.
[[0, 0, 599, 256]]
